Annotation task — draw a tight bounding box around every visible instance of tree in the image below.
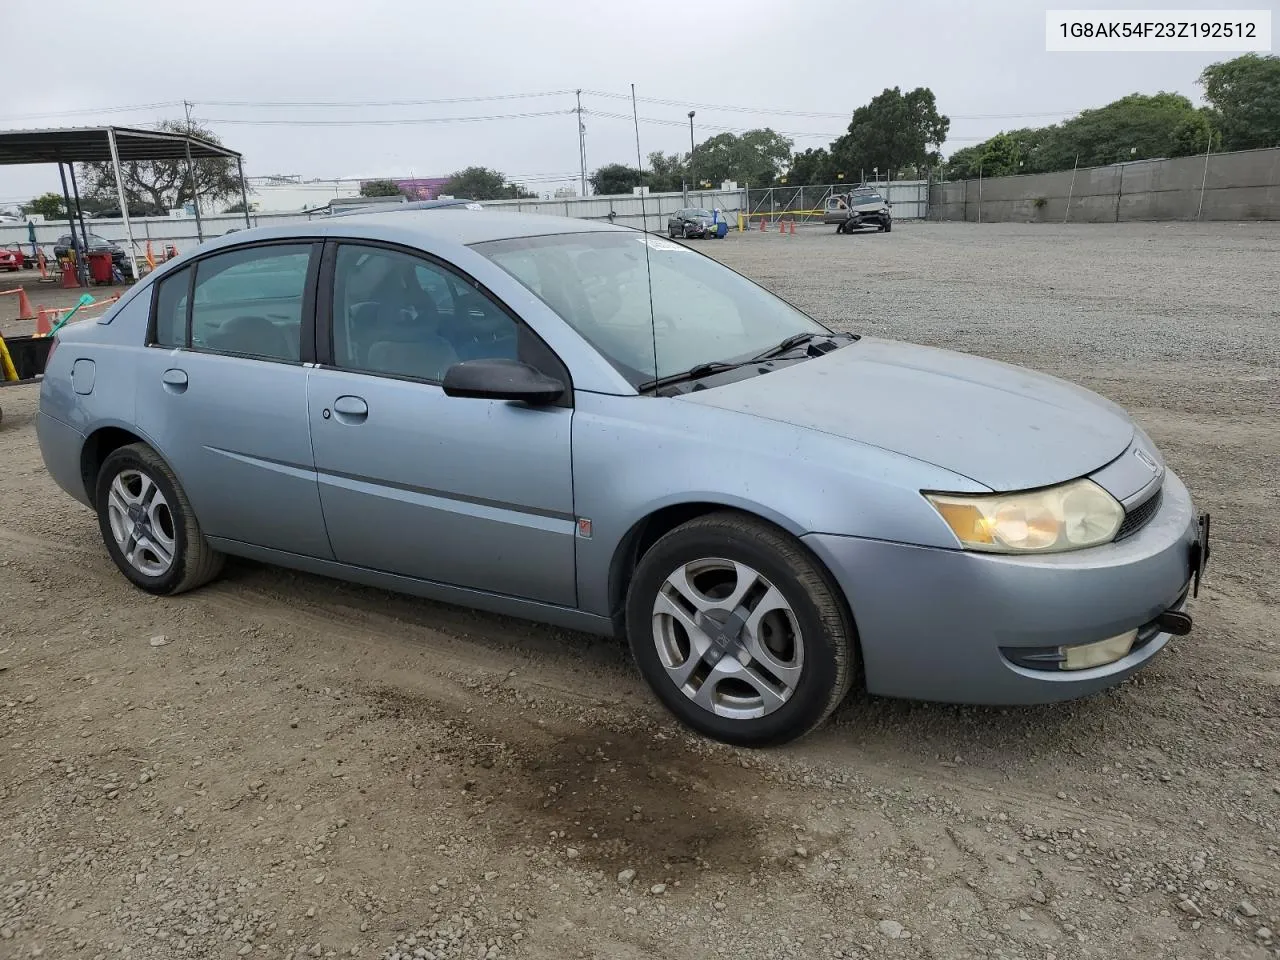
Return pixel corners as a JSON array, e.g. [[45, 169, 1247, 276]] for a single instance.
[[785, 147, 835, 185], [831, 87, 950, 180], [690, 129, 792, 187], [976, 132, 1023, 177], [359, 179, 405, 198], [223, 199, 258, 213], [589, 163, 643, 196], [21, 192, 65, 219], [942, 91, 1221, 179], [1198, 53, 1280, 150], [78, 119, 241, 214], [438, 166, 530, 201], [645, 151, 688, 192]]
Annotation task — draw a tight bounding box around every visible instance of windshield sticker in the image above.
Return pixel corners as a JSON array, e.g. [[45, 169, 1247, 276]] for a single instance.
[[637, 236, 689, 252]]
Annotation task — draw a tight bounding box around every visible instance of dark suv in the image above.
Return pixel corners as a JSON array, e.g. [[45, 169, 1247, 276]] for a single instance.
[[52, 232, 135, 279]]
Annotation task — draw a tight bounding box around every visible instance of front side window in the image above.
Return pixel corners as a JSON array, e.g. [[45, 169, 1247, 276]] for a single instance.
[[473, 231, 827, 386], [190, 244, 312, 362], [330, 244, 519, 382]]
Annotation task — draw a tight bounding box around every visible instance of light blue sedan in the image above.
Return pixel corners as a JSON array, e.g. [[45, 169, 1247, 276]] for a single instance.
[[36, 210, 1211, 746]]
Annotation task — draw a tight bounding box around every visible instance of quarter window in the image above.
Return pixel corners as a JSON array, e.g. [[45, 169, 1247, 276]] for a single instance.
[[189, 244, 312, 362], [152, 267, 190, 347], [330, 244, 519, 382]]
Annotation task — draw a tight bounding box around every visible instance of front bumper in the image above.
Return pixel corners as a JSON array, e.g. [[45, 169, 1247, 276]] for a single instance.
[[802, 468, 1203, 705]]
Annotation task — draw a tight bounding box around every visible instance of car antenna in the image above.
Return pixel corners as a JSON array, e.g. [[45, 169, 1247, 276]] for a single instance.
[[631, 82, 659, 387]]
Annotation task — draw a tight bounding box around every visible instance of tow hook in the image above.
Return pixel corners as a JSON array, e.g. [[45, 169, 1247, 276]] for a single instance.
[[1155, 610, 1193, 636]]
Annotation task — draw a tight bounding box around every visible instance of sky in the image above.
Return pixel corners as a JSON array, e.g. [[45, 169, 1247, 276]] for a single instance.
[[1, 0, 1272, 208]]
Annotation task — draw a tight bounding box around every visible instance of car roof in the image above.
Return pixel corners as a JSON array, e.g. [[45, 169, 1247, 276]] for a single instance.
[[280, 209, 630, 247]]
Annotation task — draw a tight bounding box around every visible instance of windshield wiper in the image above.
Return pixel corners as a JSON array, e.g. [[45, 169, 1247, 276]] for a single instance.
[[751, 330, 854, 362], [638, 360, 749, 392]]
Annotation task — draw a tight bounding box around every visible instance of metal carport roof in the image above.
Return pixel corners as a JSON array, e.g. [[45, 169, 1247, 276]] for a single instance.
[[0, 125, 249, 284], [0, 125, 241, 165]]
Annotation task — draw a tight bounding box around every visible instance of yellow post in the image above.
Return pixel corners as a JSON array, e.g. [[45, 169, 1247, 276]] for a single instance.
[[0, 334, 19, 382]]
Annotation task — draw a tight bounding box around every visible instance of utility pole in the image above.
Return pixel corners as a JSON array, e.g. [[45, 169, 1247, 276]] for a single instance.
[[688, 111, 696, 191], [575, 89, 587, 197], [182, 99, 204, 240]]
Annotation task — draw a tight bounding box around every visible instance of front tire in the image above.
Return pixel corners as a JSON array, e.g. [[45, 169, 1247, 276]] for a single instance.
[[883, 218, 892, 233], [625, 511, 857, 747], [95, 442, 224, 596]]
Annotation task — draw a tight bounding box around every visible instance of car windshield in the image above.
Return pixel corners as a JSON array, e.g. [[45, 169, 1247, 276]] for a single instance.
[[851, 192, 883, 204], [473, 230, 828, 387], [689, 209, 713, 218]]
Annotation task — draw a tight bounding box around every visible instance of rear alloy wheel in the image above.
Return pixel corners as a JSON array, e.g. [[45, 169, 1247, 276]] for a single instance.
[[96, 442, 224, 595], [626, 511, 857, 747]]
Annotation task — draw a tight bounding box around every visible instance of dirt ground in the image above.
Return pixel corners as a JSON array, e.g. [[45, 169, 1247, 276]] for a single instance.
[[1, 221, 1277, 960]]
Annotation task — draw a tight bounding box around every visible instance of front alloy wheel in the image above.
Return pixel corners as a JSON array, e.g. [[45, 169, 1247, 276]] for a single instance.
[[626, 511, 857, 746]]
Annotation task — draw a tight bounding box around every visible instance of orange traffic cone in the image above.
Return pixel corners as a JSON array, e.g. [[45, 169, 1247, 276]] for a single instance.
[[35, 308, 55, 336], [14, 287, 34, 321], [759, 217, 766, 232], [789, 219, 796, 235]]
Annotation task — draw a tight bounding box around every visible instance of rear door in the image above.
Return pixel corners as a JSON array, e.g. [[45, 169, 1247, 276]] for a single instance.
[[133, 241, 333, 559], [305, 240, 577, 605]]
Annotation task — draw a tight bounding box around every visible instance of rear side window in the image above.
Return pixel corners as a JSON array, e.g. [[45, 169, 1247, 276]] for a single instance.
[[190, 244, 313, 363], [152, 267, 190, 347]]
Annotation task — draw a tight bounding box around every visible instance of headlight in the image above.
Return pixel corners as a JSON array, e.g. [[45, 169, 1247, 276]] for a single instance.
[[925, 479, 1123, 554]]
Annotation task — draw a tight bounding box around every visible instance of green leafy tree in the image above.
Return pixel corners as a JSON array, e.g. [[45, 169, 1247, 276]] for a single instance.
[[785, 147, 835, 185], [944, 91, 1221, 178], [21, 192, 66, 219], [359, 179, 405, 198], [78, 119, 240, 213], [831, 87, 950, 180], [976, 132, 1023, 177], [1198, 53, 1280, 150], [691, 129, 792, 187], [645, 151, 688, 192], [439, 166, 528, 201], [589, 163, 644, 196]]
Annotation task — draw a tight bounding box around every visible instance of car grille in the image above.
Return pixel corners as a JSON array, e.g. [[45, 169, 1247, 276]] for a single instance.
[[1115, 486, 1163, 541]]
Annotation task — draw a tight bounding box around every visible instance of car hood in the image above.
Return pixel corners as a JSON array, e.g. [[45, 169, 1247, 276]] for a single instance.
[[677, 337, 1135, 492]]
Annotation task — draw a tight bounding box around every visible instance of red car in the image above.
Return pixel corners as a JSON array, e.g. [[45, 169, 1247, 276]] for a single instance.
[[0, 246, 26, 271]]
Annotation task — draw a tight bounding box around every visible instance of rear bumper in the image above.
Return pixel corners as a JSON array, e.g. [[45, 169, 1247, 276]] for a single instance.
[[36, 410, 90, 508], [802, 468, 1200, 705]]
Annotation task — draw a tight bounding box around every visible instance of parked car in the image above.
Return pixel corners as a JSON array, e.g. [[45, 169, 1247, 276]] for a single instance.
[[52, 232, 135, 279], [0, 245, 25, 271], [667, 208, 719, 239], [822, 187, 892, 233], [35, 211, 1210, 747]]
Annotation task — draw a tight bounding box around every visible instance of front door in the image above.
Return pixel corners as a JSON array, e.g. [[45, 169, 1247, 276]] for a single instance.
[[306, 240, 577, 606], [133, 241, 333, 558]]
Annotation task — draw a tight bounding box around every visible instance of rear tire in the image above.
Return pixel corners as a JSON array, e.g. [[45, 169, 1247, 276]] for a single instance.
[[625, 511, 857, 747], [95, 442, 224, 596]]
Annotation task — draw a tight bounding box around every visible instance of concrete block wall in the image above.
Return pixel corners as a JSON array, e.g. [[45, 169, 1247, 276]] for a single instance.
[[930, 146, 1280, 223]]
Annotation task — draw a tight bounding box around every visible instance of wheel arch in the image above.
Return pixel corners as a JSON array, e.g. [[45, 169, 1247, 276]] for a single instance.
[[79, 422, 177, 509], [605, 498, 860, 651]]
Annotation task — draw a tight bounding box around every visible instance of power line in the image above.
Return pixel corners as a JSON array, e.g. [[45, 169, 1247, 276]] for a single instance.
[[201, 109, 577, 126], [192, 90, 577, 109], [0, 101, 184, 123], [582, 89, 1082, 123]]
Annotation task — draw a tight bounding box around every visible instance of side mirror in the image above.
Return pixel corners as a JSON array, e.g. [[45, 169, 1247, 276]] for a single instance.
[[441, 358, 565, 406]]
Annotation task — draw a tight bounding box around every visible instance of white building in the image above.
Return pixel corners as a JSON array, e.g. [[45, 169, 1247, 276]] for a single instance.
[[243, 177, 362, 213]]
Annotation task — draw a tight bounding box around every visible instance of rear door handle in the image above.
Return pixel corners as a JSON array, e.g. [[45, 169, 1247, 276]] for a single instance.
[[161, 368, 188, 393], [332, 395, 368, 423]]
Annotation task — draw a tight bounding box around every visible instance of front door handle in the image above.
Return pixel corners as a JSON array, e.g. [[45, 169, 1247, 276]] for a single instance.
[[332, 395, 368, 423], [161, 368, 188, 394]]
